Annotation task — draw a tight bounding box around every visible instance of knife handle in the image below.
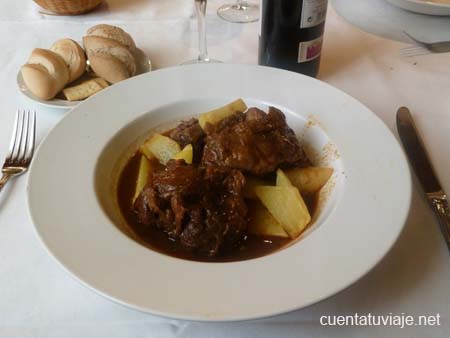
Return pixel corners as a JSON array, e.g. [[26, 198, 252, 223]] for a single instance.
[[428, 193, 450, 252]]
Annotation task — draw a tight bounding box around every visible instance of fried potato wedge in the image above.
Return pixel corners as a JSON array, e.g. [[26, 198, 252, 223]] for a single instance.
[[255, 186, 311, 238], [140, 133, 181, 164], [172, 144, 193, 164], [139, 143, 155, 160], [198, 98, 247, 129], [276, 169, 293, 187], [285, 167, 333, 194], [133, 155, 152, 203], [243, 176, 272, 199], [248, 201, 289, 238]]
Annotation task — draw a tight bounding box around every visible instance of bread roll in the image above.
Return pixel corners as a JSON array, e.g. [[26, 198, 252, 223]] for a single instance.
[[50, 39, 86, 83], [83, 24, 139, 85], [21, 48, 70, 100], [88, 53, 130, 84], [83, 36, 136, 76], [21, 64, 57, 100], [28, 48, 70, 85], [86, 24, 136, 52]]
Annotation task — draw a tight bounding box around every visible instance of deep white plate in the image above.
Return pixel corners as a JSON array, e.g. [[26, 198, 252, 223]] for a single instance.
[[387, 0, 450, 15], [27, 64, 411, 321]]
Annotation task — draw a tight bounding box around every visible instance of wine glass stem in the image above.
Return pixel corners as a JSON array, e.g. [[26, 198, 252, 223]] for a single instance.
[[195, 0, 209, 62], [236, 0, 249, 9]]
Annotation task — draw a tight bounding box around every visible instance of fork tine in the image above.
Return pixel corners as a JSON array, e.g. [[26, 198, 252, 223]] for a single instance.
[[401, 44, 427, 51], [402, 52, 430, 58], [19, 110, 30, 163], [6, 110, 20, 161], [24, 110, 36, 162], [10, 110, 25, 162], [16, 110, 28, 163], [401, 50, 431, 57], [401, 45, 426, 53], [401, 50, 424, 57], [401, 45, 430, 57]]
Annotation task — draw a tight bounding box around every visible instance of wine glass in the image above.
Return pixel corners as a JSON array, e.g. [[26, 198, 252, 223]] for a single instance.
[[217, 1, 259, 23], [183, 0, 220, 64]]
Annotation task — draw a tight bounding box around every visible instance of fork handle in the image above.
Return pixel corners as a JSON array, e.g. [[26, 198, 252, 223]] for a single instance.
[[0, 173, 12, 193]]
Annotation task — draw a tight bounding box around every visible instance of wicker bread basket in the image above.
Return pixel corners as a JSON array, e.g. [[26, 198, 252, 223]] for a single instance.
[[33, 0, 104, 15]]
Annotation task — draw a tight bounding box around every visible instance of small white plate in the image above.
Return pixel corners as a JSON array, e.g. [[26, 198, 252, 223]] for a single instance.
[[27, 64, 411, 321], [18, 48, 152, 110], [17, 71, 81, 109], [386, 0, 450, 15]]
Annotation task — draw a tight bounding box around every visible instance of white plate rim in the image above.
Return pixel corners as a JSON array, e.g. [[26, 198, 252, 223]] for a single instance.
[[386, 0, 450, 15], [26, 64, 412, 321]]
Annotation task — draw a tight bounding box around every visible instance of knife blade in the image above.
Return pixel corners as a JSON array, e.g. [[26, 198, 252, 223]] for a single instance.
[[397, 107, 450, 252]]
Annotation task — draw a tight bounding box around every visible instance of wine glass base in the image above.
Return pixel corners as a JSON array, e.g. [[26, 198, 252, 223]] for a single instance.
[[217, 3, 259, 23], [181, 58, 222, 65]]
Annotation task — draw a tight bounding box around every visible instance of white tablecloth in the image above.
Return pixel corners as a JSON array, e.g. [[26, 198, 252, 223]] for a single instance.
[[1, 1, 449, 337]]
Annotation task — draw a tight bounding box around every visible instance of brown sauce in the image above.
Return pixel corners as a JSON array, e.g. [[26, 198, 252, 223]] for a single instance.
[[117, 152, 318, 263]]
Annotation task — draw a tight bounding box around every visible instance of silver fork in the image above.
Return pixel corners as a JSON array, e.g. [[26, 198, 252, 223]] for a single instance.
[[401, 31, 450, 57], [0, 110, 36, 192]]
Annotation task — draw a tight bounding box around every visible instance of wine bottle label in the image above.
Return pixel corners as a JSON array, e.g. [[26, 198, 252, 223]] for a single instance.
[[300, 0, 328, 28], [298, 36, 323, 63]]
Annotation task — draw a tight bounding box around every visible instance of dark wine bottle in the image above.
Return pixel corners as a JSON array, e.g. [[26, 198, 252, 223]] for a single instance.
[[258, 0, 328, 78]]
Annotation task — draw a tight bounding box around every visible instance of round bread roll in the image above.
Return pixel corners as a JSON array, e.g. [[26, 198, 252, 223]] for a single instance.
[[50, 39, 86, 83], [87, 53, 130, 84], [86, 24, 136, 52], [94, 47, 136, 77], [21, 64, 58, 100], [21, 48, 70, 100], [83, 36, 136, 76]]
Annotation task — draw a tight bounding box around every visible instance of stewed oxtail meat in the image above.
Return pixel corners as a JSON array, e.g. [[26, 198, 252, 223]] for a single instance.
[[169, 118, 205, 163], [201, 107, 309, 176], [134, 160, 247, 256], [127, 106, 314, 258]]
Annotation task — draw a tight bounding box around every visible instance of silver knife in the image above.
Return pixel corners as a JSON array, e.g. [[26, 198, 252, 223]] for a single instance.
[[397, 107, 450, 252]]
